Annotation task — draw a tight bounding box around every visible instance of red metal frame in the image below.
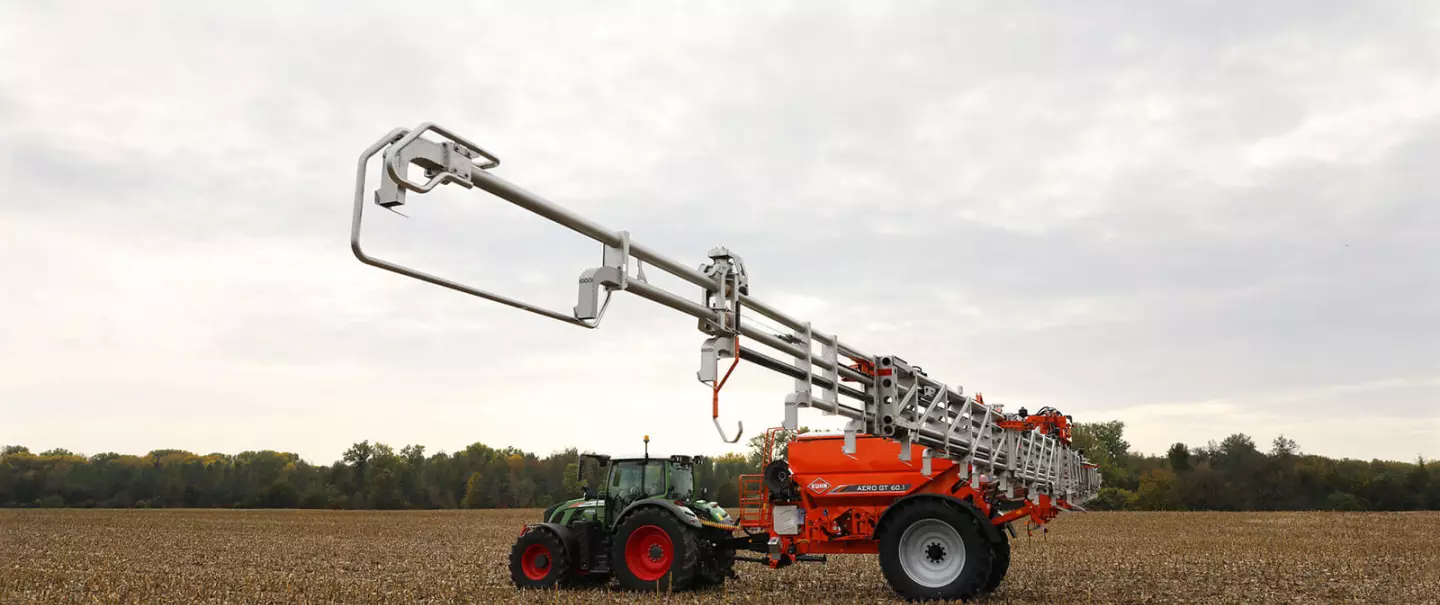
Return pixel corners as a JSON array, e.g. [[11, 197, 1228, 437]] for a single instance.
[[737, 427, 789, 530], [994, 408, 1073, 444]]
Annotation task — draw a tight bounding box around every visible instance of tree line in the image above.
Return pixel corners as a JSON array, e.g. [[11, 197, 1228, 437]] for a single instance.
[[2, 422, 1435, 510], [0, 440, 761, 510], [1070, 421, 1439, 511]]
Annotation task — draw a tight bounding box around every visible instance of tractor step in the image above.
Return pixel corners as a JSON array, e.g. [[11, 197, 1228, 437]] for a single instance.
[[586, 546, 611, 574]]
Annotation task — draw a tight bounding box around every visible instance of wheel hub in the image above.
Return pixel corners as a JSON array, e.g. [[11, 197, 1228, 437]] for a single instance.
[[624, 524, 675, 582], [897, 518, 967, 588], [519, 542, 553, 581], [926, 542, 946, 564]]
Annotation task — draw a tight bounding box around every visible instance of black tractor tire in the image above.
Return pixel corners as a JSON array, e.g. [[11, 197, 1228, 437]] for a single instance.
[[983, 533, 1011, 593], [878, 499, 993, 601], [509, 528, 574, 589], [611, 508, 700, 592]]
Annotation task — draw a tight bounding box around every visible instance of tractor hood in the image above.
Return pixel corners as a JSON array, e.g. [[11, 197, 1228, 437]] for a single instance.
[[691, 500, 732, 524]]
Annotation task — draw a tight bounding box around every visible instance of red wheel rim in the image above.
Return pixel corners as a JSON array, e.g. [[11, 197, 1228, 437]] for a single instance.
[[521, 542, 551, 580], [624, 524, 673, 582]]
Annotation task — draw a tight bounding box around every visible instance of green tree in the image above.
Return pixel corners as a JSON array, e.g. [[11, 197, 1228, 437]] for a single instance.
[[342, 441, 374, 503], [561, 463, 582, 498], [365, 443, 405, 509], [1092, 487, 1136, 510], [1270, 435, 1299, 457], [258, 479, 299, 508], [1166, 443, 1191, 472], [1217, 434, 1258, 467], [1073, 421, 1132, 489], [746, 427, 809, 466], [1085, 421, 1130, 463], [1409, 458, 1433, 509], [1324, 492, 1367, 511], [462, 471, 485, 509], [1135, 468, 1180, 510]]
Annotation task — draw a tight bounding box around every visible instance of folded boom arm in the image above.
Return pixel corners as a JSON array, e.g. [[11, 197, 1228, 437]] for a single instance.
[[351, 123, 1099, 505]]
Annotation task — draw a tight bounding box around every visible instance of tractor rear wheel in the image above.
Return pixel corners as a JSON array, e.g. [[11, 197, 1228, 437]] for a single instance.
[[509, 528, 573, 589], [878, 499, 993, 601], [611, 508, 699, 591]]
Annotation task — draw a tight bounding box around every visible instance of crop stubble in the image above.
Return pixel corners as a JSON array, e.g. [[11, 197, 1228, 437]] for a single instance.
[[2, 509, 1436, 604]]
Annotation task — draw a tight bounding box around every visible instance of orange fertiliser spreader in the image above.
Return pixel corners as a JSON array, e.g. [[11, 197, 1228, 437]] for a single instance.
[[734, 428, 1094, 598]]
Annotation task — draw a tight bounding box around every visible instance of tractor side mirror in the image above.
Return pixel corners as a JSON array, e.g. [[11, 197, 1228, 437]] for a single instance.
[[583, 485, 594, 500]]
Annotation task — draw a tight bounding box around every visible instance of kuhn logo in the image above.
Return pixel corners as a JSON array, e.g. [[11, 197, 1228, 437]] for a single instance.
[[807, 478, 832, 494]]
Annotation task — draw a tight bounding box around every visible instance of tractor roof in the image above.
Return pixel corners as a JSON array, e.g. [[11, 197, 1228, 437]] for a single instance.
[[584, 453, 704, 465]]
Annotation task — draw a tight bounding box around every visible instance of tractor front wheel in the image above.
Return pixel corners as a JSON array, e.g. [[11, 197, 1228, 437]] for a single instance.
[[611, 508, 700, 591], [508, 528, 573, 589]]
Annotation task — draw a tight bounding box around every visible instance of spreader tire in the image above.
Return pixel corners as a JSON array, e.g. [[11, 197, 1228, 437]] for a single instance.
[[509, 528, 573, 589], [878, 498, 993, 601], [611, 508, 699, 591], [983, 533, 1011, 593]]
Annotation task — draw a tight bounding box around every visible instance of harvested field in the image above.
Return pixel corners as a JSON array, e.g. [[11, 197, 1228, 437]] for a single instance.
[[2, 509, 1437, 604]]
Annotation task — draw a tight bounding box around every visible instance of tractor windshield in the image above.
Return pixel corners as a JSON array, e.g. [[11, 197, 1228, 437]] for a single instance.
[[610, 460, 669, 501], [670, 464, 694, 500]]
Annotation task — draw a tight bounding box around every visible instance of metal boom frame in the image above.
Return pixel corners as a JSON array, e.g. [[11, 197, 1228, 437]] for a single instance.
[[351, 123, 1099, 505]]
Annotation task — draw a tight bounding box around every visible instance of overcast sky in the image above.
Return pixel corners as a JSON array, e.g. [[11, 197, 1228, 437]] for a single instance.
[[1, 1, 1436, 464]]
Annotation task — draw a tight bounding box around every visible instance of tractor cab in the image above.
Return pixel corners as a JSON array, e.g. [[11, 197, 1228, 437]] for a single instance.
[[548, 451, 720, 527], [605, 456, 695, 505]]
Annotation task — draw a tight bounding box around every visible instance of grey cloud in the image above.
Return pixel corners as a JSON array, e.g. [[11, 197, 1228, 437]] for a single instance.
[[1, 1, 1435, 462]]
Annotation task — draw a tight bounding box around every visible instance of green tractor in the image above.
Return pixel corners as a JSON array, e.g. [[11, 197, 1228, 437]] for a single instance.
[[508, 437, 743, 591]]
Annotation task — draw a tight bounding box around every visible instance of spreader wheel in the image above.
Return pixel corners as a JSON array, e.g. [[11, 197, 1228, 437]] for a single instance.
[[508, 528, 573, 589], [983, 533, 1010, 593], [878, 499, 993, 601], [611, 508, 699, 591]]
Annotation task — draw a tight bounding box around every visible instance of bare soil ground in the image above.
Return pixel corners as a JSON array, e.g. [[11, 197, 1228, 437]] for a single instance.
[[2, 509, 1437, 604]]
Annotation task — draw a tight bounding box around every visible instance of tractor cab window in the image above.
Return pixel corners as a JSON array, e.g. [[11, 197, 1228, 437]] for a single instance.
[[609, 460, 669, 502], [670, 463, 694, 500], [642, 460, 666, 496]]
